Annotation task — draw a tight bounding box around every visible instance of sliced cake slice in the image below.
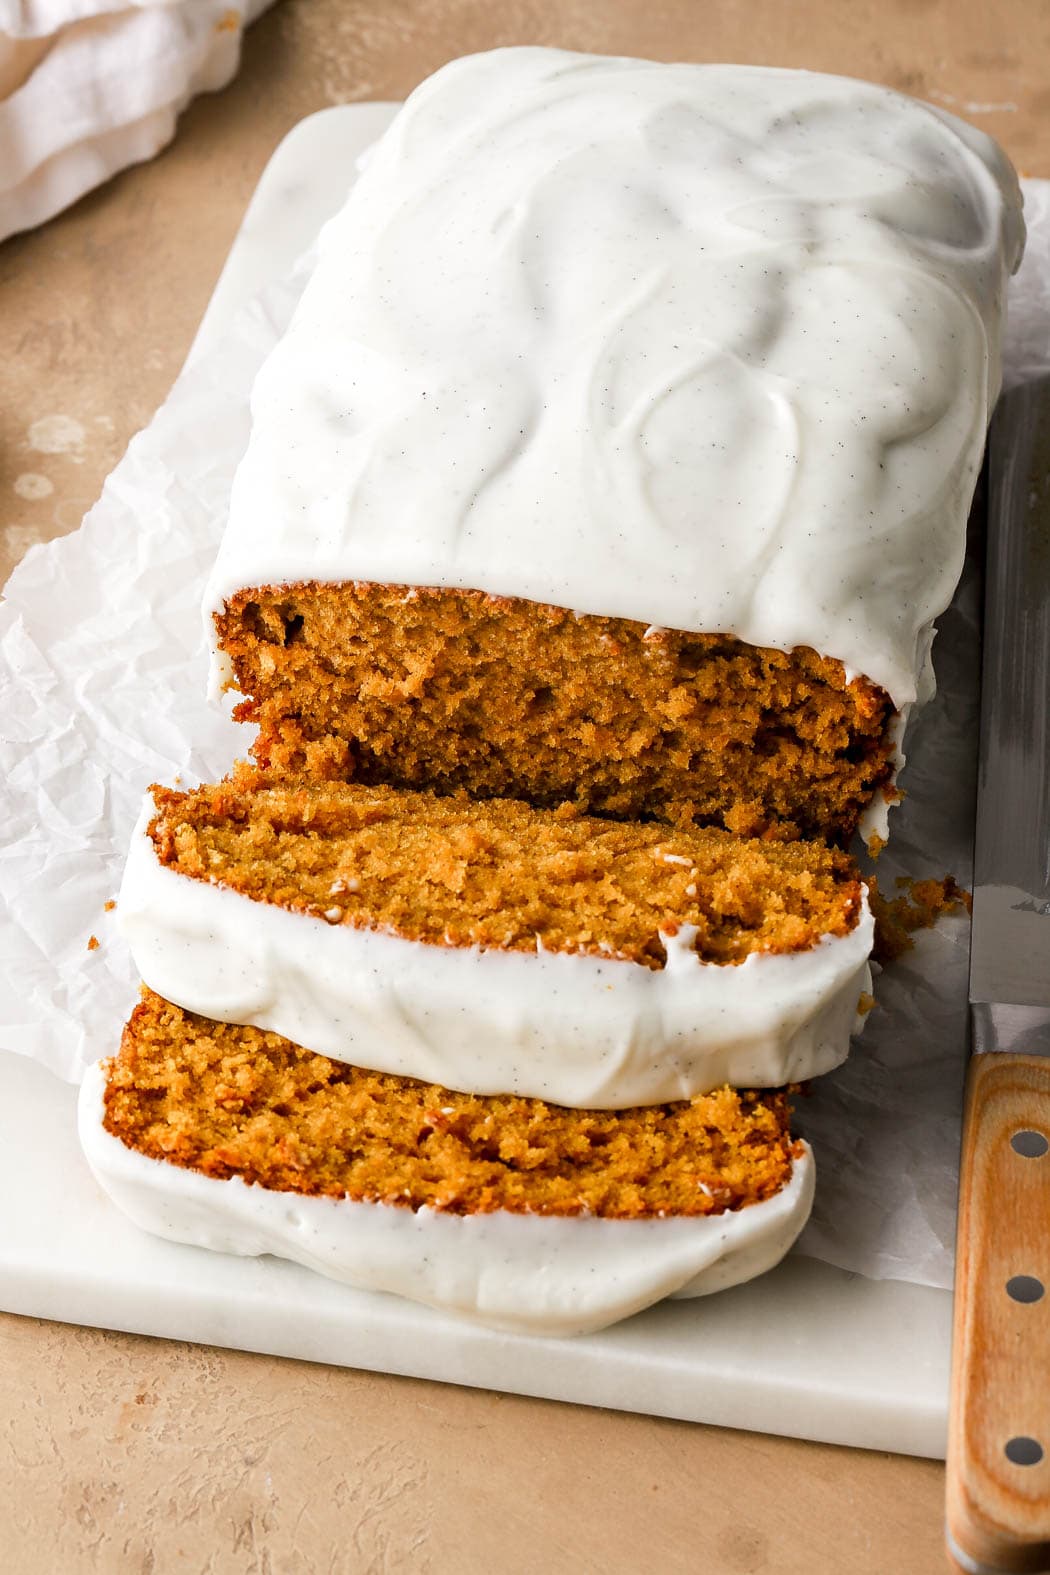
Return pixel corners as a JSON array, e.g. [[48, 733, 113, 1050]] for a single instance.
[[118, 773, 874, 1109], [79, 991, 815, 1337]]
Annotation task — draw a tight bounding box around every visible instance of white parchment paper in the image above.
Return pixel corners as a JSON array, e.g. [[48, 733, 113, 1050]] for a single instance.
[[3, 180, 1049, 1293]]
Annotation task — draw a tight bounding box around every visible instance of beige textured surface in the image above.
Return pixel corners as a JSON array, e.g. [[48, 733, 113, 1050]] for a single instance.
[[1, 1316, 945, 1574], [1, 1, 1047, 1569]]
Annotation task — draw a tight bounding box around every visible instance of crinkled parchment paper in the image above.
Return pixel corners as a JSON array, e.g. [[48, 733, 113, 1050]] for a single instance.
[[3, 181, 1050, 1293]]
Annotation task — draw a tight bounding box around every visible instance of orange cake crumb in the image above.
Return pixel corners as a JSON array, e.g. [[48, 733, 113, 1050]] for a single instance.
[[104, 991, 801, 1219], [214, 582, 895, 844], [148, 772, 864, 968], [869, 874, 972, 965]]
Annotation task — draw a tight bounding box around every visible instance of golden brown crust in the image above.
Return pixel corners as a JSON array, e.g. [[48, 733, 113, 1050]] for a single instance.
[[148, 770, 863, 968], [214, 581, 895, 843], [104, 991, 800, 1219]]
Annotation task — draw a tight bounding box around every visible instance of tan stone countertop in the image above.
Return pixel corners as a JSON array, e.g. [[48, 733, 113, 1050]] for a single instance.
[[2, 2, 1047, 1569]]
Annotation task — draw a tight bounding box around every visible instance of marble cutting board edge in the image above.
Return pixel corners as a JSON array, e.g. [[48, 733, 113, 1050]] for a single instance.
[[0, 104, 953, 1461]]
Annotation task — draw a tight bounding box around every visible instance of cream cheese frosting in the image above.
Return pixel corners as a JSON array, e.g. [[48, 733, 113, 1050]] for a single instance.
[[77, 1060, 815, 1336], [205, 47, 1023, 709], [118, 798, 874, 1108]]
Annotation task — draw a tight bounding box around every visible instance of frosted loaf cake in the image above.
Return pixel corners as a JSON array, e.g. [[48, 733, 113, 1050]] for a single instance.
[[80, 50, 1024, 1333], [205, 48, 1024, 845]]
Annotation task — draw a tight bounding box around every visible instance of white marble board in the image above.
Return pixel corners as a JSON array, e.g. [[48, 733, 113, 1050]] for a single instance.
[[0, 105, 954, 1459]]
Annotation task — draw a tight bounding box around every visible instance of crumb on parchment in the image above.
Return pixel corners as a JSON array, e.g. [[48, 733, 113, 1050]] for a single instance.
[[869, 874, 971, 966]]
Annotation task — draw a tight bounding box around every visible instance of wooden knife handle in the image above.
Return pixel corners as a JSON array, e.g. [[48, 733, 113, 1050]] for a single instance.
[[947, 1054, 1050, 1574]]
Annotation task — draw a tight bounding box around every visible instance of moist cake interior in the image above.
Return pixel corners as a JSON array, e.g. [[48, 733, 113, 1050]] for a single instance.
[[148, 772, 865, 968], [216, 583, 896, 845], [104, 991, 801, 1219]]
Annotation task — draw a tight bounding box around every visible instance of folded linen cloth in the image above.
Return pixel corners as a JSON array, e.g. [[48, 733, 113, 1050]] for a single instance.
[[0, 0, 275, 244]]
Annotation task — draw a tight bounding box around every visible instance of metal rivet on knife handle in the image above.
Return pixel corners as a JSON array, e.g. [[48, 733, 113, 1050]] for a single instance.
[[1011, 1131, 1049, 1160]]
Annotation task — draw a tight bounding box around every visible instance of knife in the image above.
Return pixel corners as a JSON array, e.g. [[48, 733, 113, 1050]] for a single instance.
[[947, 372, 1050, 1575]]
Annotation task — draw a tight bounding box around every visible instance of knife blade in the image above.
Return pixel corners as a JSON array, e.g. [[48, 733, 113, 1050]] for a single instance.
[[947, 372, 1050, 1575]]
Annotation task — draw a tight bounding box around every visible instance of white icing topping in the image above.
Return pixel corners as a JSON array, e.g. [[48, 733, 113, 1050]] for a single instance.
[[119, 799, 874, 1108], [77, 1061, 815, 1336], [205, 47, 1023, 709], [858, 703, 911, 852]]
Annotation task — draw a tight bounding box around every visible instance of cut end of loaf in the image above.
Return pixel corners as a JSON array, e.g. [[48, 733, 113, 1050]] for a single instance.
[[213, 581, 896, 846]]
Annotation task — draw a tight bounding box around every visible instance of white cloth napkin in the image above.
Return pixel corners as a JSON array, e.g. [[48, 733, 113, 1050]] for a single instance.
[[0, 0, 275, 243]]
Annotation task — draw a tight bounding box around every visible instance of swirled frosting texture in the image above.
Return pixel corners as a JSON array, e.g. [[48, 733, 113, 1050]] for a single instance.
[[206, 48, 1023, 707]]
